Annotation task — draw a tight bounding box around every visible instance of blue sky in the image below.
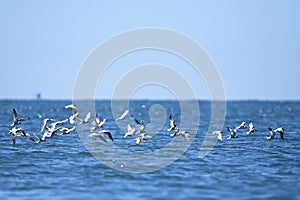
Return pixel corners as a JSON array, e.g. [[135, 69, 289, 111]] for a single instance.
[[1, 0, 299, 100]]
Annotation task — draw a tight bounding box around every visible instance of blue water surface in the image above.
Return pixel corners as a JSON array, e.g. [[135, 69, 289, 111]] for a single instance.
[[0, 100, 299, 200]]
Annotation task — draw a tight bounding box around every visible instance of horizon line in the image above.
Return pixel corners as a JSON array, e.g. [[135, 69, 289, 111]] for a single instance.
[[0, 97, 300, 102]]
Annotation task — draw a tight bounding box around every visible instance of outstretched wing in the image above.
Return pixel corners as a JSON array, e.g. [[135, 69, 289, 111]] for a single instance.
[[169, 114, 177, 128], [275, 128, 285, 140], [127, 123, 135, 132], [101, 130, 114, 141], [95, 114, 100, 124], [18, 117, 31, 122], [16, 129, 26, 136], [217, 133, 223, 141], [65, 104, 78, 114], [12, 108, 18, 123], [135, 119, 141, 125], [97, 134, 107, 143], [40, 118, 50, 132], [99, 118, 106, 128], [280, 132, 284, 140], [25, 133, 35, 142], [237, 121, 246, 129], [116, 109, 129, 121], [249, 122, 254, 130], [84, 112, 91, 122]]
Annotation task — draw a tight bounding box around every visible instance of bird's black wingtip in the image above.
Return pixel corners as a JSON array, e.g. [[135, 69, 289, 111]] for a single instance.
[[107, 132, 114, 141]]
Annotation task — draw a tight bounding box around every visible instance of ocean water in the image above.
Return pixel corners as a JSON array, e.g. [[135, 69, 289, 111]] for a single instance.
[[0, 100, 300, 200]]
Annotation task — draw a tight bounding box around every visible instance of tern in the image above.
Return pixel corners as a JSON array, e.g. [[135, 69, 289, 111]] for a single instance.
[[274, 127, 285, 140], [91, 114, 106, 131], [246, 121, 257, 134], [11, 108, 31, 126], [212, 131, 224, 141], [115, 109, 129, 121], [9, 127, 25, 144], [139, 132, 153, 140], [237, 121, 247, 129], [89, 130, 113, 142], [36, 121, 65, 142], [135, 119, 145, 134], [44, 124, 63, 138], [170, 127, 191, 141], [9, 127, 35, 144], [124, 123, 136, 138], [134, 134, 147, 145], [64, 104, 78, 114], [89, 132, 108, 143], [40, 118, 55, 132], [167, 114, 177, 132], [99, 130, 114, 141], [69, 113, 79, 125], [227, 127, 239, 139], [78, 112, 91, 124], [134, 137, 144, 145], [267, 127, 276, 140]]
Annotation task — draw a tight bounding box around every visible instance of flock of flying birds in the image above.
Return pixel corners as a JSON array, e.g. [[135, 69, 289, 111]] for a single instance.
[[8, 104, 285, 145], [8, 104, 190, 145], [212, 121, 285, 141]]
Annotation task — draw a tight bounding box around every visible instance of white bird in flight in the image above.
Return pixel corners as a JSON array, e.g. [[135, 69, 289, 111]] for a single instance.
[[91, 114, 106, 131], [9, 127, 35, 145], [89, 132, 108, 143], [170, 127, 191, 141], [135, 119, 145, 134], [115, 109, 129, 121], [40, 118, 55, 132], [89, 130, 113, 142], [268, 127, 285, 140], [227, 127, 239, 139], [78, 112, 91, 124], [134, 133, 148, 145], [237, 121, 247, 129], [212, 131, 224, 141], [124, 123, 136, 138], [275, 127, 285, 140], [11, 108, 31, 126], [99, 130, 114, 141], [64, 104, 78, 114], [267, 127, 276, 140], [69, 113, 79, 125], [246, 121, 257, 134], [44, 124, 63, 138], [168, 114, 177, 132]]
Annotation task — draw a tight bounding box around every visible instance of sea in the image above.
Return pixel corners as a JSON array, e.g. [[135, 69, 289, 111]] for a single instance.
[[0, 100, 299, 200]]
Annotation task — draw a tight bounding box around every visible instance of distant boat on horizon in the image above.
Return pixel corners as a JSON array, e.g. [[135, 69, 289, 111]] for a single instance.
[[36, 93, 41, 99]]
